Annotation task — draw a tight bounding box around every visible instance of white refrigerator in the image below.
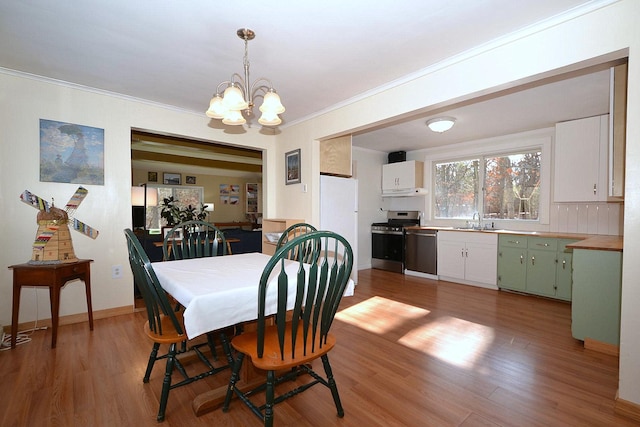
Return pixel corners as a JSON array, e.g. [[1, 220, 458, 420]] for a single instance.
[[320, 175, 358, 283]]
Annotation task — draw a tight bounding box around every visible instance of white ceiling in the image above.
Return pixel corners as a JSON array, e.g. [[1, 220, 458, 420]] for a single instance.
[[0, 1, 612, 154]]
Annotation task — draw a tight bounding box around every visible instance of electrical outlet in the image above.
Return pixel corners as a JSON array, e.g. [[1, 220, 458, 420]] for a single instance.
[[112, 265, 123, 279]]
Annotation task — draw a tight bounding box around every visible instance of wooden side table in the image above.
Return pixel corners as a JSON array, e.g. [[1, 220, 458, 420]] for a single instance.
[[8, 259, 94, 349]]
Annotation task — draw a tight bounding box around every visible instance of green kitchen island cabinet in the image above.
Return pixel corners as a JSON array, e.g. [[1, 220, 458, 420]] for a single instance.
[[497, 235, 577, 301], [568, 236, 623, 352]]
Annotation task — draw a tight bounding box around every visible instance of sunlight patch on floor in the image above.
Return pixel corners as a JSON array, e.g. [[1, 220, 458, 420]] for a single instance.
[[335, 296, 430, 334], [399, 316, 494, 368]]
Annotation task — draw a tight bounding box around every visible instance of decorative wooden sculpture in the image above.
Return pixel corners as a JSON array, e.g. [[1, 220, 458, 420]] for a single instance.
[[20, 187, 99, 264]]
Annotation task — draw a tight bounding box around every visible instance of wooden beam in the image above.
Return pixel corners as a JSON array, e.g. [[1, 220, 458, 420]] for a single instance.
[[131, 151, 262, 173]]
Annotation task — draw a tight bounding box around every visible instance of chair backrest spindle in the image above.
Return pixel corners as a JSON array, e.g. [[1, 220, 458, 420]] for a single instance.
[[125, 228, 184, 337], [163, 220, 227, 261], [256, 231, 353, 360]]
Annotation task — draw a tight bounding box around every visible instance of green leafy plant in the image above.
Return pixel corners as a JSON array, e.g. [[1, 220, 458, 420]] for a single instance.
[[160, 196, 208, 226]]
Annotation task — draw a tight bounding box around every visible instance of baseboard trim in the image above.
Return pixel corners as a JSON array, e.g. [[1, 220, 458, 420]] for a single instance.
[[615, 396, 640, 422], [8, 305, 134, 333], [584, 337, 619, 356]]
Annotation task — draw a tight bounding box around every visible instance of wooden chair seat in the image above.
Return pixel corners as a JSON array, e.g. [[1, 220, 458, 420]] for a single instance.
[[231, 323, 336, 371], [143, 311, 187, 345], [223, 231, 353, 427]]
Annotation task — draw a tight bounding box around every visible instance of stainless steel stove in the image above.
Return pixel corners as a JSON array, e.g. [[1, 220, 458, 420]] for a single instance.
[[371, 211, 420, 273]]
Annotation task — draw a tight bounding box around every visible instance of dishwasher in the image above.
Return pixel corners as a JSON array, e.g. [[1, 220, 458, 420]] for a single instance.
[[404, 228, 437, 274]]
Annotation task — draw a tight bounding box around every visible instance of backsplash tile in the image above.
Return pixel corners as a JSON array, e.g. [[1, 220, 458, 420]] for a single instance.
[[550, 203, 623, 235]]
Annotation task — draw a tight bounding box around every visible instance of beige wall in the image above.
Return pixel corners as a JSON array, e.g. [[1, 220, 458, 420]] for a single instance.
[[0, 72, 274, 327], [131, 167, 262, 223]]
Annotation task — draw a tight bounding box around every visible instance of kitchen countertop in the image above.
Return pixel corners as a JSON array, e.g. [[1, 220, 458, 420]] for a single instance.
[[406, 226, 623, 251], [566, 235, 623, 252]]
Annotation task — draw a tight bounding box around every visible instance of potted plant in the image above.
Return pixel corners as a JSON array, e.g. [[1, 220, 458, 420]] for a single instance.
[[160, 196, 208, 226]]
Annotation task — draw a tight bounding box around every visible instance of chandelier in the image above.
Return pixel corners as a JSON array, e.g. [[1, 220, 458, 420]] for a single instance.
[[206, 28, 285, 126]]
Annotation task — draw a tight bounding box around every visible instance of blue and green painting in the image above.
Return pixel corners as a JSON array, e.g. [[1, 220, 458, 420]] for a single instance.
[[40, 119, 104, 185]]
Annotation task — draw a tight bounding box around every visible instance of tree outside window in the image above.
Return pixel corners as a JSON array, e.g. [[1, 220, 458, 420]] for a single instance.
[[434, 150, 541, 221]]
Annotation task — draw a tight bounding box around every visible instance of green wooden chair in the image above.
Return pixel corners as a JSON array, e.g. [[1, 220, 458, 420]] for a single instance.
[[124, 229, 232, 422], [223, 231, 353, 427], [163, 220, 227, 261], [275, 222, 317, 249], [275, 222, 318, 261]]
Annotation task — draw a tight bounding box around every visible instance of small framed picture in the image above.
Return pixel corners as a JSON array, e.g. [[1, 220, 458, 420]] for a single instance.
[[162, 226, 182, 241], [285, 149, 301, 185], [148, 171, 158, 182], [186, 175, 196, 184], [163, 172, 181, 185]]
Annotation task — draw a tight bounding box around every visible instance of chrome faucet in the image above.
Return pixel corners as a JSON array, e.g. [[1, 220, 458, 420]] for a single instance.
[[472, 212, 481, 229]]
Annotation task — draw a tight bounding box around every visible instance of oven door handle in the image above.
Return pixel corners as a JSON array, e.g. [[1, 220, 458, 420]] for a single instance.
[[372, 230, 403, 236]]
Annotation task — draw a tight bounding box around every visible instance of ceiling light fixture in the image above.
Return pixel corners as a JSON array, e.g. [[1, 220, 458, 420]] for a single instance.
[[426, 117, 456, 133], [206, 28, 285, 126]]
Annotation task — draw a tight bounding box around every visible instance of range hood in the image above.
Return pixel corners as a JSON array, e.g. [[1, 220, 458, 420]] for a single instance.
[[382, 188, 428, 197]]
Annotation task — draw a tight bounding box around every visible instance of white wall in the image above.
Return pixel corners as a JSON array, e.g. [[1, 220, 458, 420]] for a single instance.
[[0, 72, 274, 326], [273, 0, 640, 407]]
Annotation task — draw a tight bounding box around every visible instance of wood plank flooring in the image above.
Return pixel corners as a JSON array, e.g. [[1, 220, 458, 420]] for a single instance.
[[1, 268, 635, 426]]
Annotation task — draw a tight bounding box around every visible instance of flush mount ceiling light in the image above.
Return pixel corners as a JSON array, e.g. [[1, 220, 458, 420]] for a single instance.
[[206, 28, 285, 127], [426, 117, 456, 133]]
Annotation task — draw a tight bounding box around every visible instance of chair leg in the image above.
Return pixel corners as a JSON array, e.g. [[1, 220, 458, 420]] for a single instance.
[[157, 342, 177, 422], [144, 342, 160, 383], [206, 332, 219, 361], [219, 332, 235, 368], [222, 352, 245, 412], [264, 370, 275, 427], [321, 354, 344, 417]]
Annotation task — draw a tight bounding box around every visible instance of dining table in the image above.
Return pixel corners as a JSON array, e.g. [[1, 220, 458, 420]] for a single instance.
[[152, 252, 355, 415]]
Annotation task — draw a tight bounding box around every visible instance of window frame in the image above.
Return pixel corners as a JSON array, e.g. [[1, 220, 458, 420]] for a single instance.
[[423, 130, 552, 229], [146, 184, 205, 231]]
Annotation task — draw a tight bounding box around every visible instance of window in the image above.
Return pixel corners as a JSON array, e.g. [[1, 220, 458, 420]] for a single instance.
[[147, 185, 204, 230], [434, 150, 541, 221], [434, 159, 480, 219], [484, 151, 540, 220]]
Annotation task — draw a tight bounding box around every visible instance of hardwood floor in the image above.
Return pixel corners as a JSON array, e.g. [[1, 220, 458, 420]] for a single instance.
[[1, 268, 635, 426]]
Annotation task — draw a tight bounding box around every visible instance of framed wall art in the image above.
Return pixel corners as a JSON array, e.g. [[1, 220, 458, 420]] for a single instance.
[[148, 171, 158, 182], [163, 172, 181, 185], [39, 119, 105, 185], [285, 149, 301, 185], [186, 175, 196, 184]]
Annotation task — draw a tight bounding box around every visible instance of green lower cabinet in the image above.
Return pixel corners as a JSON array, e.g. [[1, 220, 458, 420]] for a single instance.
[[525, 247, 557, 297], [497, 245, 526, 291], [498, 235, 578, 301], [571, 249, 622, 345], [555, 240, 575, 301]]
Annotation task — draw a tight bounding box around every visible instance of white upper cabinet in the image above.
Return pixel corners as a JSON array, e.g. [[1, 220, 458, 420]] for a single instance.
[[554, 115, 609, 202], [382, 160, 424, 192]]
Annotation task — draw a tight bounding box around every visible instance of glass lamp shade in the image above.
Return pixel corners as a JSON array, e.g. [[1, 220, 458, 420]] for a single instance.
[[131, 186, 158, 206], [258, 110, 282, 126], [427, 117, 456, 133], [259, 90, 285, 114], [222, 84, 248, 110], [206, 94, 227, 119], [222, 109, 247, 125]]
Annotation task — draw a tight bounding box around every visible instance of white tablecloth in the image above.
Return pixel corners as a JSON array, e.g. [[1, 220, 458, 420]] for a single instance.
[[152, 253, 354, 339]]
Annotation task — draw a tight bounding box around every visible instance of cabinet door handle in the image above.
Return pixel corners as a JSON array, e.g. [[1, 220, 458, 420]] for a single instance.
[[508, 240, 520, 244], [520, 254, 523, 264], [531, 256, 535, 265], [536, 243, 549, 247], [593, 184, 597, 195], [562, 259, 566, 270]]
